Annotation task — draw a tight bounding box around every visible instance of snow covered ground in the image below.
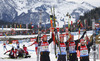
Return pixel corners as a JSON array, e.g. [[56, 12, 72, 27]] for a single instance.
[[0, 31, 100, 61], [0, 42, 100, 61], [0, 42, 56, 61]]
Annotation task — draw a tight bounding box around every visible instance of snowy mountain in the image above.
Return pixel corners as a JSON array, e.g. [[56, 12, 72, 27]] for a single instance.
[[0, 0, 100, 27]]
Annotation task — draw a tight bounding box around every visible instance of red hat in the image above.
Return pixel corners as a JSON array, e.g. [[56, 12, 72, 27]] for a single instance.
[[42, 34, 47, 38], [60, 34, 65, 39], [80, 39, 84, 43]]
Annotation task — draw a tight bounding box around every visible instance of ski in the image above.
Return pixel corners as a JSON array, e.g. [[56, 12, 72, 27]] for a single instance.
[[56, 27, 61, 54], [92, 19, 96, 61], [0, 57, 31, 59], [37, 10, 42, 61], [53, 6, 57, 57], [65, 27, 69, 60], [66, 13, 71, 60], [50, 6, 57, 57]]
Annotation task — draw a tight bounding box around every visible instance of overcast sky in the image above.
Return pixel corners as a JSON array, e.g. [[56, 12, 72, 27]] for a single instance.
[[67, 0, 100, 7]]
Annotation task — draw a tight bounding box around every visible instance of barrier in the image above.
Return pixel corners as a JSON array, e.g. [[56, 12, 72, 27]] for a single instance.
[[27, 50, 35, 52], [30, 38, 36, 42], [99, 44, 100, 60]]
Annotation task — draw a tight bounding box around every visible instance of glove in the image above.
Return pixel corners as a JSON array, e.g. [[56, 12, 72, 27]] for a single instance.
[[84, 31, 86, 34], [68, 28, 71, 32], [56, 55, 57, 59], [40, 52, 43, 55], [82, 30, 86, 35], [38, 42, 41, 46]]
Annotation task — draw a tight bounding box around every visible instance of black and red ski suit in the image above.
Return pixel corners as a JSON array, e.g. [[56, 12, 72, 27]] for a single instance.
[[65, 31, 86, 61], [39, 38, 53, 61], [78, 39, 93, 61]]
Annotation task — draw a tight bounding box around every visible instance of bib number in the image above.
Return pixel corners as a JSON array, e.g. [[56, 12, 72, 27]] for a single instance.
[[80, 50, 88, 55], [69, 46, 75, 51]]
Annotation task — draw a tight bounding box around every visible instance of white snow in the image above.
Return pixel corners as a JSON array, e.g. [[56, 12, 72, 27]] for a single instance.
[[8, 0, 100, 27], [0, 31, 100, 61], [67, 0, 100, 7]]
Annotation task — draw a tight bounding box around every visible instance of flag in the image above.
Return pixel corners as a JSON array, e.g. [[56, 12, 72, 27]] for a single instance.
[[31, 24, 34, 28], [20, 24, 21, 28], [71, 21, 73, 26], [6, 25, 8, 28], [85, 35, 90, 44], [66, 27, 69, 35], [26, 24, 28, 29], [57, 21, 59, 27], [50, 19, 53, 27], [2, 25, 3, 30], [80, 22, 83, 28], [14, 24, 16, 29], [56, 28, 59, 32], [84, 20, 87, 25], [77, 20, 80, 23], [10, 25, 12, 28], [79, 28, 80, 34], [17, 25, 19, 28], [64, 21, 66, 26], [37, 23, 39, 28], [68, 19, 70, 29]]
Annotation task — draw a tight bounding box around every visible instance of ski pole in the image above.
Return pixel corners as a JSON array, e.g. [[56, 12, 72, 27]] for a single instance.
[[92, 19, 96, 61]]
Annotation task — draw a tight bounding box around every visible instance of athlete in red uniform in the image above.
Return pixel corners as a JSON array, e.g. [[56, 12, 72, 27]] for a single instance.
[[4, 47, 17, 58], [23, 45, 28, 55], [57, 34, 67, 61], [78, 39, 93, 61], [3, 43, 7, 51], [28, 41, 38, 54], [38, 34, 53, 61]]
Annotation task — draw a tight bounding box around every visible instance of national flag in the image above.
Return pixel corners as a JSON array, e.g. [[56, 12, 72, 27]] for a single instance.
[[31, 24, 34, 28], [68, 19, 70, 29], [20, 24, 22, 28], [71, 21, 73, 26], [14, 24, 16, 29], [66, 27, 69, 35], [2, 25, 3, 30], [6, 25, 8, 28], [10, 25, 12, 28], [80, 22, 83, 27], [79, 28, 80, 34], [56, 28, 59, 32], [26, 24, 28, 29], [17, 25, 19, 28]]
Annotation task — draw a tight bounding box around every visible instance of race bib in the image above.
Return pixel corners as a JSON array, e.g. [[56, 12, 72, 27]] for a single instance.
[[80, 50, 88, 55], [61, 47, 66, 52], [41, 46, 49, 51], [69, 46, 75, 51]]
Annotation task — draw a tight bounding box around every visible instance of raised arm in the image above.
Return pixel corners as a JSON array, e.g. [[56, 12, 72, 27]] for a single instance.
[[80, 31, 86, 39], [87, 36, 93, 48], [4, 50, 11, 55], [28, 41, 36, 47], [48, 33, 54, 44], [75, 31, 86, 43]]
